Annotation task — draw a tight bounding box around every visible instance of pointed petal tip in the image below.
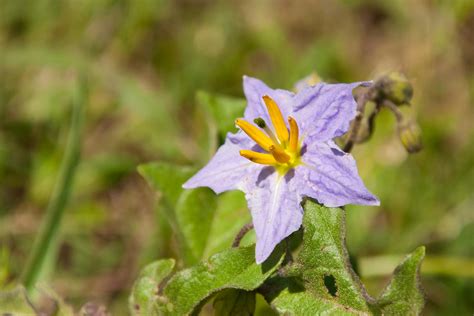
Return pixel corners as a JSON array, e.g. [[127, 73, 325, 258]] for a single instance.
[[255, 252, 268, 265], [354, 194, 380, 207], [242, 75, 264, 87], [367, 194, 381, 206], [182, 175, 202, 190], [242, 74, 254, 81], [181, 179, 194, 189], [255, 243, 272, 265], [182, 180, 222, 194]]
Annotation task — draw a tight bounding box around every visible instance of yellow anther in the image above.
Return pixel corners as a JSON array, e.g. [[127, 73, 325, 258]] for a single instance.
[[262, 95, 289, 145], [235, 119, 274, 151], [240, 150, 277, 165], [269, 145, 291, 164], [288, 116, 299, 153]]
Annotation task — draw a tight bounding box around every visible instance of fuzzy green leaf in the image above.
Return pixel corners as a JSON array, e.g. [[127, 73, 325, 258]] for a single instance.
[[159, 244, 284, 315], [261, 200, 371, 315], [373, 246, 425, 315], [297, 200, 371, 312], [263, 200, 425, 315], [129, 259, 175, 315], [213, 289, 256, 316]]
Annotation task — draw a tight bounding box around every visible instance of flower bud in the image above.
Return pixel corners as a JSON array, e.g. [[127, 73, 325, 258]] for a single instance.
[[398, 120, 422, 153], [377, 72, 413, 105]]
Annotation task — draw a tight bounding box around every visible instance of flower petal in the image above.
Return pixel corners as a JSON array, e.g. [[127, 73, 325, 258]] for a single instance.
[[297, 140, 379, 207], [293, 82, 369, 141], [242, 167, 303, 264], [183, 132, 259, 194], [242, 76, 294, 124]]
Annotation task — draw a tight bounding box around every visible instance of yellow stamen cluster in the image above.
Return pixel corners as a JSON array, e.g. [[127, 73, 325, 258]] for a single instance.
[[236, 95, 301, 170]]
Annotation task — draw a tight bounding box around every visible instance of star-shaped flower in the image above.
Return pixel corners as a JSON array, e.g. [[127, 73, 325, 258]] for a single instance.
[[183, 76, 379, 263]]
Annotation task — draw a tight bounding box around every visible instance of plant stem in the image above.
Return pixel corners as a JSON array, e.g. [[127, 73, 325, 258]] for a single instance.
[[382, 99, 404, 122], [343, 86, 375, 153], [21, 78, 86, 292], [232, 223, 254, 248]]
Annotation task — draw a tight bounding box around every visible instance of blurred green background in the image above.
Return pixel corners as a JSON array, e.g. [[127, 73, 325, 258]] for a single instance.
[[0, 0, 473, 314]]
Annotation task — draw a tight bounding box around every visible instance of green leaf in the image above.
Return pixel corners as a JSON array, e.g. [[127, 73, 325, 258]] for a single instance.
[[0, 286, 36, 314], [159, 244, 284, 315], [373, 246, 425, 315], [297, 200, 371, 312], [262, 200, 425, 315], [21, 78, 85, 293], [129, 259, 176, 315], [138, 162, 195, 260], [138, 162, 216, 265], [261, 200, 371, 315], [175, 188, 217, 264], [213, 289, 256, 316]]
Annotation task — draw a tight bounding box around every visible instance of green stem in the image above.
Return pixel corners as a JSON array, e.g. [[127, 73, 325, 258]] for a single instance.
[[21, 78, 86, 292]]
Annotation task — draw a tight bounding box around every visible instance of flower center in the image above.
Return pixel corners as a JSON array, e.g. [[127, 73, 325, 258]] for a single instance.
[[236, 95, 302, 173]]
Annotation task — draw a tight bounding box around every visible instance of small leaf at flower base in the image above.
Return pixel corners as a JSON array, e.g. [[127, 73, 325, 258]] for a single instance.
[[373, 246, 425, 315], [159, 244, 284, 315], [213, 289, 256, 316], [0, 286, 36, 314], [129, 259, 175, 315]]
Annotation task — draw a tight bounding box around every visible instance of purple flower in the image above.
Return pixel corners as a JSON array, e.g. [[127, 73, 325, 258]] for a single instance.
[[183, 76, 379, 264]]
